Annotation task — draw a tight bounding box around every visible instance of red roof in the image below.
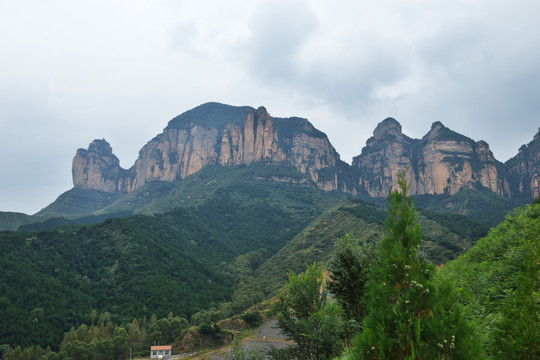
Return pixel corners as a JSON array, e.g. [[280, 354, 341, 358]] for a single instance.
[[151, 345, 172, 350]]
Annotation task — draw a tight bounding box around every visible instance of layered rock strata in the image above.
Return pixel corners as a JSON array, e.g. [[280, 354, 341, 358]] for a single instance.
[[352, 119, 511, 197], [72, 139, 130, 193], [72, 103, 352, 193], [72, 102, 538, 200], [505, 128, 540, 199]]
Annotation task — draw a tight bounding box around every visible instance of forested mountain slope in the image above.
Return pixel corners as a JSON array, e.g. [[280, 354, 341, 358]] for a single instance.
[[0, 165, 341, 349], [253, 199, 489, 295]]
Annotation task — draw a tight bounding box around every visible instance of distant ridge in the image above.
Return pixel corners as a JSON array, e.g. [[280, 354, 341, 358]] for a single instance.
[[71, 102, 357, 195], [29, 102, 537, 221]]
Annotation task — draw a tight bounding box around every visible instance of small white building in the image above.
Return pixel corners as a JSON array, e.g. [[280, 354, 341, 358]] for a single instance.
[[150, 345, 172, 359]]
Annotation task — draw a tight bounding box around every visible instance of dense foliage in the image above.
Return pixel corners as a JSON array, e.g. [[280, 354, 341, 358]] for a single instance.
[[411, 188, 526, 226], [255, 199, 486, 296], [1, 163, 534, 358], [268, 194, 537, 359], [272, 263, 344, 360], [436, 199, 539, 358], [0, 213, 44, 231], [0, 213, 232, 349], [0, 165, 339, 350], [327, 235, 377, 341], [2, 311, 191, 360]]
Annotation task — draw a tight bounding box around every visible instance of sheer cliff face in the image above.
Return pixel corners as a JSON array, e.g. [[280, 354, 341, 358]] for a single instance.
[[72, 103, 345, 193], [506, 129, 540, 199], [352, 120, 511, 197], [128, 107, 288, 191], [71, 103, 536, 199], [351, 118, 416, 197], [72, 139, 129, 192]]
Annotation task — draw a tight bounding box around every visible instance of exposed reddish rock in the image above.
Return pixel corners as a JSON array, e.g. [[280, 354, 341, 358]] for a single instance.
[[72, 139, 130, 192], [352, 120, 511, 197], [71, 103, 538, 200], [506, 128, 540, 199], [72, 103, 350, 194]]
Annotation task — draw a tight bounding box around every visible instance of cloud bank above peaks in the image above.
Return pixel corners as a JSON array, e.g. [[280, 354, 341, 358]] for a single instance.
[[0, 0, 539, 213]]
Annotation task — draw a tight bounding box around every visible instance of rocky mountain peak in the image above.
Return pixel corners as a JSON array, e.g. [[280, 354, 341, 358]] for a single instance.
[[431, 121, 445, 130], [423, 121, 445, 140], [474, 140, 494, 161], [87, 139, 113, 154], [72, 103, 354, 194], [423, 121, 457, 143], [166, 102, 253, 130], [353, 119, 511, 197], [72, 139, 128, 193], [255, 106, 269, 118], [506, 128, 540, 199], [372, 117, 402, 140], [69, 103, 537, 201]]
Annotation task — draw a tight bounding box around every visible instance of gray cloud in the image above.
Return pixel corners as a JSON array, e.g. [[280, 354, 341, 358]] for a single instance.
[[1, 0, 539, 213], [242, 0, 320, 83], [239, 0, 411, 117]]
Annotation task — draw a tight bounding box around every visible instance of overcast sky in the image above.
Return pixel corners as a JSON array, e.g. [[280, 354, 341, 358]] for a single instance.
[[1, 0, 539, 214]]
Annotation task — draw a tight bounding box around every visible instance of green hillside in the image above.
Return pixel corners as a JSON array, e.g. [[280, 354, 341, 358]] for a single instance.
[[2, 163, 525, 357], [36, 187, 124, 217], [0, 212, 45, 231], [435, 199, 539, 358], [411, 187, 526, 226], [0, 212, 232, 349], [0, 165, 342, 349], [102, 164, 339, 215], [251, 199, 489, 296]]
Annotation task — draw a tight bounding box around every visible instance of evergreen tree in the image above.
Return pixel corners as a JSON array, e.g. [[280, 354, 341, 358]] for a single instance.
[[327, 234, 377, 342], [351, 171, 482, 359]]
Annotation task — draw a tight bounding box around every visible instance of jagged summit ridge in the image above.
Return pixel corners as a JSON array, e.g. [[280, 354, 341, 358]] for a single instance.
[[72, 103, 353, 194], [352, 118, 511, 197], [372, 117, 402, 140], [71, 103, 538, 200]]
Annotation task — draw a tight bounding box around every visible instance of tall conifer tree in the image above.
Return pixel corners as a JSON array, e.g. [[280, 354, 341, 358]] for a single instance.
[[351, 171, 482, 359]]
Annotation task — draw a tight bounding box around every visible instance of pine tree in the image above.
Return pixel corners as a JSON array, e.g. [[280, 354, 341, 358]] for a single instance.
[[327, 234, 377, 343], [351, 171, 483, 359]]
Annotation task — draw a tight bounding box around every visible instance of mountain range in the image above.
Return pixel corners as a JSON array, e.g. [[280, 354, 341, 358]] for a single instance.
[[34, 102, 536, 218], [0, 102, 537, 352]]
